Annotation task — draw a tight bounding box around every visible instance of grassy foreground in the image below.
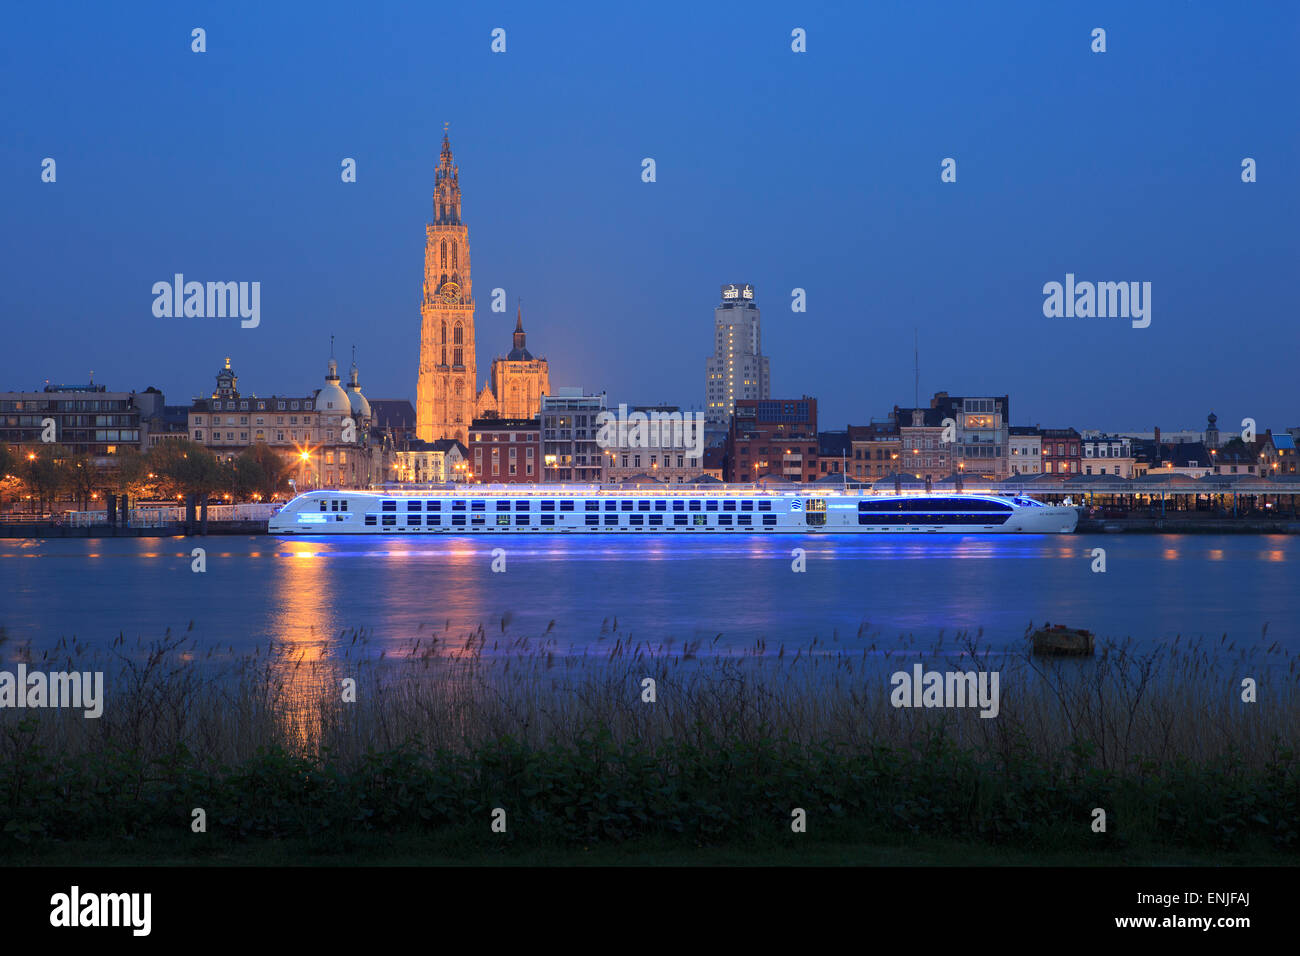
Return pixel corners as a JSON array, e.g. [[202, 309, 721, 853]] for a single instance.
[[1, 625, 1297, 864]]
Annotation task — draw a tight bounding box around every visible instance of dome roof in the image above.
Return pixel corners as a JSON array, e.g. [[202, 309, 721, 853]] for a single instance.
[[316, 358, 351, 415], [346, 383, 371, 418]]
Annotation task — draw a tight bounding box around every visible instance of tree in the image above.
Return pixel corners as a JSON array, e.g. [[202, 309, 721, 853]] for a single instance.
[[67, 454, 104, 511], [23, 445, 70, 514], [241, 443, 293, 500]]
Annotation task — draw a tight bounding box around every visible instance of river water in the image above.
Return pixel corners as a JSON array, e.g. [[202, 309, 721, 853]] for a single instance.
[[1, 534, 1295, 661]]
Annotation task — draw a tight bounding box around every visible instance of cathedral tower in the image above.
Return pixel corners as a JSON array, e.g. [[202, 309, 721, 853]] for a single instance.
[[416, 130, 477, 443]]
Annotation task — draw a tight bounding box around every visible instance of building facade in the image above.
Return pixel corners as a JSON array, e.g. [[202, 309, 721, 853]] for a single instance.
[[476, 306, 550, 421], [1040, 427, 1082, 476], [469, 417, 541, 483], [603, 405, 706, 483], [416, 132, 477, 444], [393, 439, 468, 483], [1008, 426, 1042, 476], [705, 283, 770, 448], [847, 423, 902, 480], [188, 355, 376, 489], [929, 392, 1011, 478], [541, 388, 606, 483], [725, 397, 818, 482], [895, 406, 954, 480], [1081, 434, 1135, 478], [1, 382, 161, 460]]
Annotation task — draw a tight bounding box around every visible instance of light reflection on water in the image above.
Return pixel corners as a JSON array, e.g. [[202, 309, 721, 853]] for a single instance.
[[1, 534, 1296, 665]]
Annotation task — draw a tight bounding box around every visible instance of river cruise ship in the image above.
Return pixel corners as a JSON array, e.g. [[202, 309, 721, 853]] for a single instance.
[[268, 486, 1078, 535]]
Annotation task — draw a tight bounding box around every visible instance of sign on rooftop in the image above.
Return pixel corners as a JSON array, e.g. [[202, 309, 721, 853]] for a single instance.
[[721, 283, 754, 301]]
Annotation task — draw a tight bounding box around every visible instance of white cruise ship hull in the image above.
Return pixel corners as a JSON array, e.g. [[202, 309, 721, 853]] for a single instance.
[[268, 488, 1078, 535]]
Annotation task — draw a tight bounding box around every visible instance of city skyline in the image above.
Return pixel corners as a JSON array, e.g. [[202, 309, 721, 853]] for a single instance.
[[2, 1, 1296, 433]]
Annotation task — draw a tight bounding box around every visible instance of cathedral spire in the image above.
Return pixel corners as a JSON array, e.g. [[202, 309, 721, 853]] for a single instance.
[[434, 126, 460, 225]]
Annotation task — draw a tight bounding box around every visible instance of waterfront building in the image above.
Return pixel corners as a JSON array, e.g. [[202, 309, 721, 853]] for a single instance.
[[476, 306, 550, 421], [1008, 426, 1042, 476], [1039, 427, 1082, 476], [928, 392, 1011, 478], [817, 430, 851, 477], [894, 406, 954, 481], [369, 400, 417, 444], [188, 354, 375, 489], [1, 380, 162, 460], [393, 438, 468, 483], [603, 405, 706, 484], [416, 132, 478, 444], [1081, 434, 1134, 478], [469, 417, 541, 483], [847, 422, 902, 480], [725, 397, 818, 483], [541, 388, 606, 483], [704, 283, 770, 448]]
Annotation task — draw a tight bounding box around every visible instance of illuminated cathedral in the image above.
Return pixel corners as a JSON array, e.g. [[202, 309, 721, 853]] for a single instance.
[[416, 130, 549, 443]]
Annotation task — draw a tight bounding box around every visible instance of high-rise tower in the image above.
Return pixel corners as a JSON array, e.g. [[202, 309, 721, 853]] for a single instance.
[[416, 130, 477, 443], [704, 283, 769, 447]]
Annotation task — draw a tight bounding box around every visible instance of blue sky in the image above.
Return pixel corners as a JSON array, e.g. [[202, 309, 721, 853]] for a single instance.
[[2, 0, 1296, 433]]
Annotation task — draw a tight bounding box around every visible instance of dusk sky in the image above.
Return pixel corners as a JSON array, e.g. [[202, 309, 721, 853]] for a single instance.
[[3, 0, 1296, 433]]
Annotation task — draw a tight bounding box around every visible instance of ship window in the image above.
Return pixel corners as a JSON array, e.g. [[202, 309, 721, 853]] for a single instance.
[[496, 500, 511, 512], [649, 514, 664, 526], [688, 500, 701, 512], [408, 501, 421, 512], [758, 500, 772, 511], [718, 514, 733, 526], [762, 514, 778, 526], [382, 501, 396, 512], [452, 514, 466, 526], [452, 500, 466, 511], [541, 515, 555, 526], [559, 500, 575, 512], [585, 500, 600, 512], [428, 515, 441, 526], [408, 514, 422, 526], [693, 514, 707, 526], [672, 500, 685, 512], [471, 515, 485, 526], [620, 500, 633, 512], [604, 514, 618, 526], [515, 514, 529, 526], [738, 514, 752, 526], [723, 500, 737, 512], [541, 500, 555, 511], [629, 514, 644, 526], [365, 515, 377, 526], [320, 501, 328, 512], [604, 500, 617, 512], [585, 514, 600, 526], [740, 500, 754, 512], [516, 500, 530, 511], [653, 500, 667, 511], [382, 515, 396, 526], [426, 500, 440, 511], [674, 514, 688, 526], [471, 501, 485, 512], [637, 500, 650, 512], [497, 514, 511, 526], [706, 501, 718, 512]]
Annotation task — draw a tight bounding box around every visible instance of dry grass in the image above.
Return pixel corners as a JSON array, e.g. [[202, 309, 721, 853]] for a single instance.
[[3, 620, 1296, 773]]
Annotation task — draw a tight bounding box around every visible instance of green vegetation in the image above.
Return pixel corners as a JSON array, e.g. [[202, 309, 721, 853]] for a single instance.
[[0, 627, 1296, 864], [0, 439, 294, 515]]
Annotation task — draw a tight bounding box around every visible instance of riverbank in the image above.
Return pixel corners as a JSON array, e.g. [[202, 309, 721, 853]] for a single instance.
[[1076, 516, 1300, 533], [1, 631, 1295, 862], [0, 520, 268, 537]]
